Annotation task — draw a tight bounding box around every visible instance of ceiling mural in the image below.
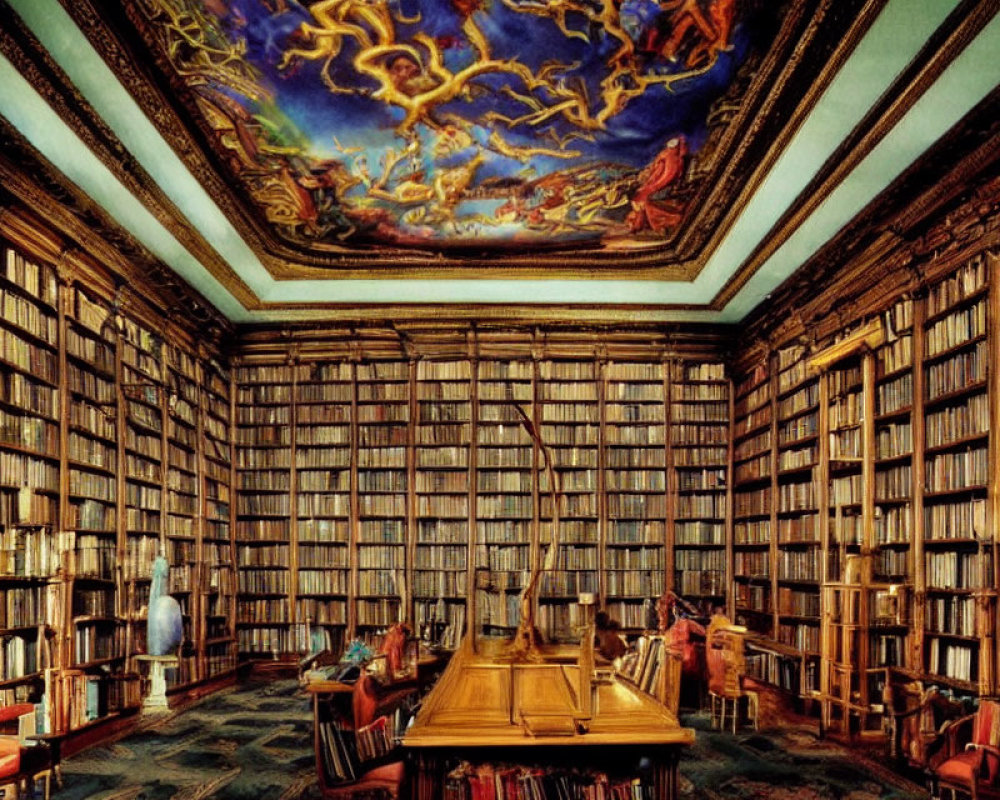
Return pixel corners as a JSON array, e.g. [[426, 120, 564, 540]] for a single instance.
[[132, 0, 777, 254]]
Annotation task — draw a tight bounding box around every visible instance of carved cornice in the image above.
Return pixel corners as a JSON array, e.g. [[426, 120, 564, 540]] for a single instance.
[[0, 5, 258, 309], [740, 137, 1000, 350], [0, 120, 235, 339], [236, 321, 733, 364], [713, 1, 998, 309]]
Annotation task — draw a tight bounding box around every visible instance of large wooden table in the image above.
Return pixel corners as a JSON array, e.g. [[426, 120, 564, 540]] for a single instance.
[[403, 641, 694, 799]]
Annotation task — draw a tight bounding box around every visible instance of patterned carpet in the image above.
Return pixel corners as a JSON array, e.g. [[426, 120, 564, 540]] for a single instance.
[[45, 680, 928, 799], [676, 713, 926, 800]]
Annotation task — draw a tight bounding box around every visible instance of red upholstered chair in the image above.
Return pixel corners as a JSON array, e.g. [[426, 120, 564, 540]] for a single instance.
[[0, 703, 52, 800], [930, 698, 1000, 800], [0, 738, 21, 797], [319, 674, 405, 800]]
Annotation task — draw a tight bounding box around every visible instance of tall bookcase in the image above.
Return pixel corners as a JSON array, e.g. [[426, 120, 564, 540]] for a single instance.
[[234, 362, 293, 658], [474, 360, 534, 637], [200, 356, 236, 680], [736, 249, 999, 727], [772, 343, 821, 693], [604, 361, 667, 631], [920, 256, 992, 692], [1, 248, 62, 712], [354, 361, 411, 639], [669, 360, 729, 613], [1, 221, 236, 735], [414, 360, 470, 649], [537, 359, 600, 641], [731, 357, 773, 637], [295, 361, 352, 657], [164, 342, 200, 687]]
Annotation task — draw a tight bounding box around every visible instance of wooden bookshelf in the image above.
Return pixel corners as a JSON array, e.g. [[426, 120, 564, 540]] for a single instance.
[[669, 360, 729, 614], [474, 359, 534, 639], [294, 361, 352, 658], [731, 357, 774, 638], [354, 360, 411, 641], [0, 246, 62, 714], [537, 359, 600, 641], [603, 361, 667, 632], [772, 343, 821, 694], [413, 359, 470, 649], [234, 362, 294, 658], [920, 255, 992, 693], [200, 354, 236, 680]]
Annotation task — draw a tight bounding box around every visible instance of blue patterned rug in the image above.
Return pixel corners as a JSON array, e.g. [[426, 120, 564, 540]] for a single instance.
[[676, 713, 926, 800], [46, 680, 927, 799]]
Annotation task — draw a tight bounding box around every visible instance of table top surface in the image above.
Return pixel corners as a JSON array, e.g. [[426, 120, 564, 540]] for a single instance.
[[403, 639, 695, 749]]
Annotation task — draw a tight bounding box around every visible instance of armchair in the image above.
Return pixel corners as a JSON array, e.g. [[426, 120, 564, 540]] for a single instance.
[[0, 703, 52, 800], [881, 673, 963, 768], [318, 674, 406, 800], [929, 699, 1000, 800]]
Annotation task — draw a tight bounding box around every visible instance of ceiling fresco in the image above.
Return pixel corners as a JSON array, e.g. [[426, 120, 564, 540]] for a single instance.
[[131, 0, 777, 255]]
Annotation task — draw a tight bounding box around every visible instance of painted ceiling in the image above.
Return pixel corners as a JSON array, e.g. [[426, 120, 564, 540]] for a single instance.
[[0, 0, 998, 323], [134, 0, 767, 254]]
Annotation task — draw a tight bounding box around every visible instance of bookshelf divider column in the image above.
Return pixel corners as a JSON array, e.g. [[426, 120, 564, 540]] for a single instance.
[[769, 358, 780, 641], [991, 252, 1000, 692], [289, 357, 299, 648], [349, 359, 359, 639], [406, 358, 417, 631], [910, 294, 927, 673], [596, 356, 607, 610], [56, 269, 72, 679], [663, 360, 674, 600], [467, 357, 478, 644], [725, 377, 735, 618]]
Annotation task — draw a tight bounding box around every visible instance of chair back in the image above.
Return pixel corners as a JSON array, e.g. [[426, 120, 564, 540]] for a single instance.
[[706, 628, 745, 699], [352, 673, 378, 730], [973, 699, 1000, 782], [667, 618, 705, 678]]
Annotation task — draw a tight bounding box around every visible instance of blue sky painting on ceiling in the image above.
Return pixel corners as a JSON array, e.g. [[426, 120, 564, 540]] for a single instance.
[[145, 0, 773, 252]]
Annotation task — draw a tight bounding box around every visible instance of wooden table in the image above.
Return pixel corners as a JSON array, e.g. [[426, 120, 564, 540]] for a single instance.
[[403, 642, 695, 800]]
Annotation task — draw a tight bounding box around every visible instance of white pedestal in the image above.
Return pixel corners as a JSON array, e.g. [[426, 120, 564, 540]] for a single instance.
[[135, 655, 178, 714]]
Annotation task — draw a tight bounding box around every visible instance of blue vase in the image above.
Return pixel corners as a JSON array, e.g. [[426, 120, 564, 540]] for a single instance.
[[148, 556, 183, 656]]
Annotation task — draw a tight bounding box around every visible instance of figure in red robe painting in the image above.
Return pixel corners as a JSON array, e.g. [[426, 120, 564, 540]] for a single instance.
[[626, 135, 687, 235]]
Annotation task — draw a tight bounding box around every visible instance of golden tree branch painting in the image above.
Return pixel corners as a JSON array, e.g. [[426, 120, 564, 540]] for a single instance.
[[140, 0, 755, 251]]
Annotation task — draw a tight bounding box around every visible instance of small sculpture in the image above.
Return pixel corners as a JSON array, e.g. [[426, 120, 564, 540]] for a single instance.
[[147, 555, 183, 656]]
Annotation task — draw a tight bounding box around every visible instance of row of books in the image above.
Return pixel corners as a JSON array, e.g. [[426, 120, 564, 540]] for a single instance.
[[926, 339, 986, 400], [237, 598, 290, 622], [734, 519, 769, 545], [670, 425, 727, 445], [877, 373, 912, 418], [2, 371, 60, 418], [925, 299, 986, 357], [778, 515, 818, 542], [924, 393, 988, 449], [3, 250, 58, 306], [879, 334, 913, 376], [1, 332, 58, 382], [925, 255, 987, 317]]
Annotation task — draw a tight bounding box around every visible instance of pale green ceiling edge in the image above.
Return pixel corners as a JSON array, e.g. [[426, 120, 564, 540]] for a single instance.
[[1, 0, 992, 322]]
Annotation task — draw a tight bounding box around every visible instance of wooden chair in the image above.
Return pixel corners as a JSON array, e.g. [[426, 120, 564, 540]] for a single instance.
[[929, 698, 1000, 800], [706, 626, 758, 734], [881, 672, 963, 768], [318, 674, 405, 800], [0, 704, 52, 800]]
